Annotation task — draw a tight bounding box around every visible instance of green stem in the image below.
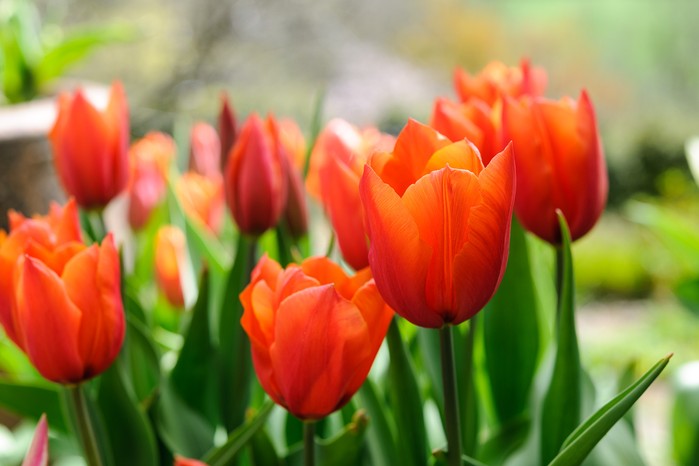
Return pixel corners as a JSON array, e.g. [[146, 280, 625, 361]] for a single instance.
[[440, 325, 462, 466], [304, 421, 315, 466], [65, 384, 104, 466]]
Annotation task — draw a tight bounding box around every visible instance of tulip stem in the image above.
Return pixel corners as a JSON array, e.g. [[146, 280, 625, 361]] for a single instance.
[[304, 421, 315, 466], [65, 384, 104, 466], [440, 325, 462, 466]]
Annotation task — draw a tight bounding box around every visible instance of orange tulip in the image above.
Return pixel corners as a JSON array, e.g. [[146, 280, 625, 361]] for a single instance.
[[359, 120, 515, 328], [0, 200, 124, 383], [189, 122, 221, 179], [241, 255, 393, 420], [224, 113, 288, 236], [307, 119, 395, 270], [174, 456, 208, 466], [453, 59, 547, 106], [177, 172, 225, 235], [127, 132, 176, 230], [430, 97, 502, 165], [49, 82, 130, 209], [155, 226, 187, 308], [502, 91, 607, 244]]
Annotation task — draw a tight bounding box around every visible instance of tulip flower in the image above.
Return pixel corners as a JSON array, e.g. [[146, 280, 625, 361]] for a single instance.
[[502, 91, 607, 244], [22, 414, 48, 466], [278, 118, 308, 238], [177, 172, 225, 235], [49, 81, 130, 209], [359, 119, 515, 328], [224, 113, 288, 236], [453, 59, 547, 106], [127, 132, 176, 230], [430, 97, 502, 165], [307, 119, 395, 269], [218, 92, 237, 171], [155, 226, 188, 308], [174, 456, 208, 466], [241, 255, 393, 420], [0, 200, 124, 383], [189, 122, 222, 179]]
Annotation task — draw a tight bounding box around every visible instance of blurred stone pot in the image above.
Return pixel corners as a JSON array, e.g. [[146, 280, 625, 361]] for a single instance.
[[0, 84, 109, 230]]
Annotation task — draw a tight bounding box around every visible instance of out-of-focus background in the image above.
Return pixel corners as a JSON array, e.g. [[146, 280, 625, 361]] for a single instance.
[[5, 0, 699, 464]]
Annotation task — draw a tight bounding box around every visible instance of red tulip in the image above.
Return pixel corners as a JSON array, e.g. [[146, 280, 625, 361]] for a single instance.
[[453, 59, 547, 106], [174, 456, 208, 466], [360, 120, 515, 328], [502, 91, 607, 244], [241, 255, 393, 420], [278, 118, 309, 238], [218, 92, 237, 171], [155, 226, 187, 308], [22, 414, 48, 466], [49, 82, 130, 209], [177, 172, 225, 235], [189, 122, 221, 179], [0, 200, 124, 383], [224, 113, 288, 236], [307, 119, 395, 269], [430, 97, 502, 165]]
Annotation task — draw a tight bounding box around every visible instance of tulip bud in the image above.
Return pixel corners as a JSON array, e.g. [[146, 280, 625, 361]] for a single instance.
[[155, 226, 188, 308], [278, 118, 308, 238], [502, 91, 607, 244], [49, 82, 130, 210], [453, 59, 547, 106], [224, 113, 288, 236], [189, 122, 221, 179], [176, 172, 225, 235], [218, 93, 237, 171], [22, 414, 48, 466], [174, 456, 208, 466]]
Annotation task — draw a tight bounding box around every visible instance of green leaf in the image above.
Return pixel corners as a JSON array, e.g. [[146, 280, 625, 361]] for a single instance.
[[97, 359, 159, 466], [674, 276, 699, 318], [385, 318, 428, 466], [483, 218, 540, 425], [170, 269, 219, 427], [477, 415, 529, 465], [303, 89, 326, 178], [250, 428, 282, 466], [0, 380, 67, 432], [672, 361, 699, 466], [540, 211, 582, 464], [122, 317, 160, 405], [219, 235, 257, 432], [549, 354, 671, 466], [357, 379, 398, 466], [203, 401, 274, 466]]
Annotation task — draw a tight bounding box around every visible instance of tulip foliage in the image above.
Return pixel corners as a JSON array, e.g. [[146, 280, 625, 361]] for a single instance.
[[0, 61, 671, 466]]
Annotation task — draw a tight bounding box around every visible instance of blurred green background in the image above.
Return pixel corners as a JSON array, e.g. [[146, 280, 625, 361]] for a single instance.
[[7, 0, 699, 464]]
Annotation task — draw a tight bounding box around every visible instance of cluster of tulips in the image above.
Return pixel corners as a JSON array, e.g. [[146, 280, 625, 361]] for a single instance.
[[1, 60, 670, 466]]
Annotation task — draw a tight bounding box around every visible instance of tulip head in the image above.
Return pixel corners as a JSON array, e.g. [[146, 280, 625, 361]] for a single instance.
[[241, 255, 393, 420], [49, 82, 130, 210], [453, 59, 547, 106], [218, 92, 238, 171], [22, 414, 48, 466], [502, 91, 607, 244], [0, 201, 124, 383], [224, 113, 288, 236], [155, 226, 188, 308], [189, 122, 222, 179], [360, 120, 515, 328]]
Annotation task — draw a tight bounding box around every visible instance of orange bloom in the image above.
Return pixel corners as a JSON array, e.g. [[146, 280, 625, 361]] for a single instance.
[[0, 200, 124, 383], [224, 113, 288, 236], [359, 120, 515, 328], [307, 119, 395, 270], [155, 226, 187, 308], [453, 59, 547, 106], [174, 456, 207, 466], [278, 118, 308, 238], [430, 97, 502, 165], [502, 91, 607, 244], [177, 172, 225, 235], [49, 82, 129, 209], [189, 122, 221, 180], [127, 132, 176, 230], [241, 255, 393, 420]]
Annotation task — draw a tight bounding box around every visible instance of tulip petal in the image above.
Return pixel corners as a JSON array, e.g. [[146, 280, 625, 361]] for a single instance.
[[21, 414, 48, 466], [105, 82, 130, 191], [402, 166, 481, 323], [16, 256, 83, 383], [424, 140, 484, 175], [360, 166, 437, 327]]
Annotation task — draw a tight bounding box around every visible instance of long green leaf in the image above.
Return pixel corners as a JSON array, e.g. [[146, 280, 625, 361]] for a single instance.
[[549, 354, 671, 466], [357, 379, 398, 466], [483, 218, 540, 425], [203, 401, 274, 466], [540, 211, 581, 464], [122, 317, 160, 405], [0, 381, 67, 432]]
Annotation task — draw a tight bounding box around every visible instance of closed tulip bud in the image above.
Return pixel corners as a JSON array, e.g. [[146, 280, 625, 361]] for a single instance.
[[430, 97, 502, 165], [176, 172, 225, 235], [454, 59, 547, 106], [0, 201, 124, 383], [241, 255, 393, 420], [189, 122, 222, 179], [278, 118, 308, 238], [360, 120, 515, 328], [155, 226, 188, 308], [22, 414, 48, 466], [308, 119, 395, 270], [502, 91, 607, 244], [224, 113, 288, 236], [218, 93, 237, 171], [49, 82, 130, 209]]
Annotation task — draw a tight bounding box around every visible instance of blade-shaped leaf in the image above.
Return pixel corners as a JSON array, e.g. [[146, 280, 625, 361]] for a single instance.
[[549, 354, 671, 466], [357, 379, 397, 466], [0, 381, 67, 432]]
